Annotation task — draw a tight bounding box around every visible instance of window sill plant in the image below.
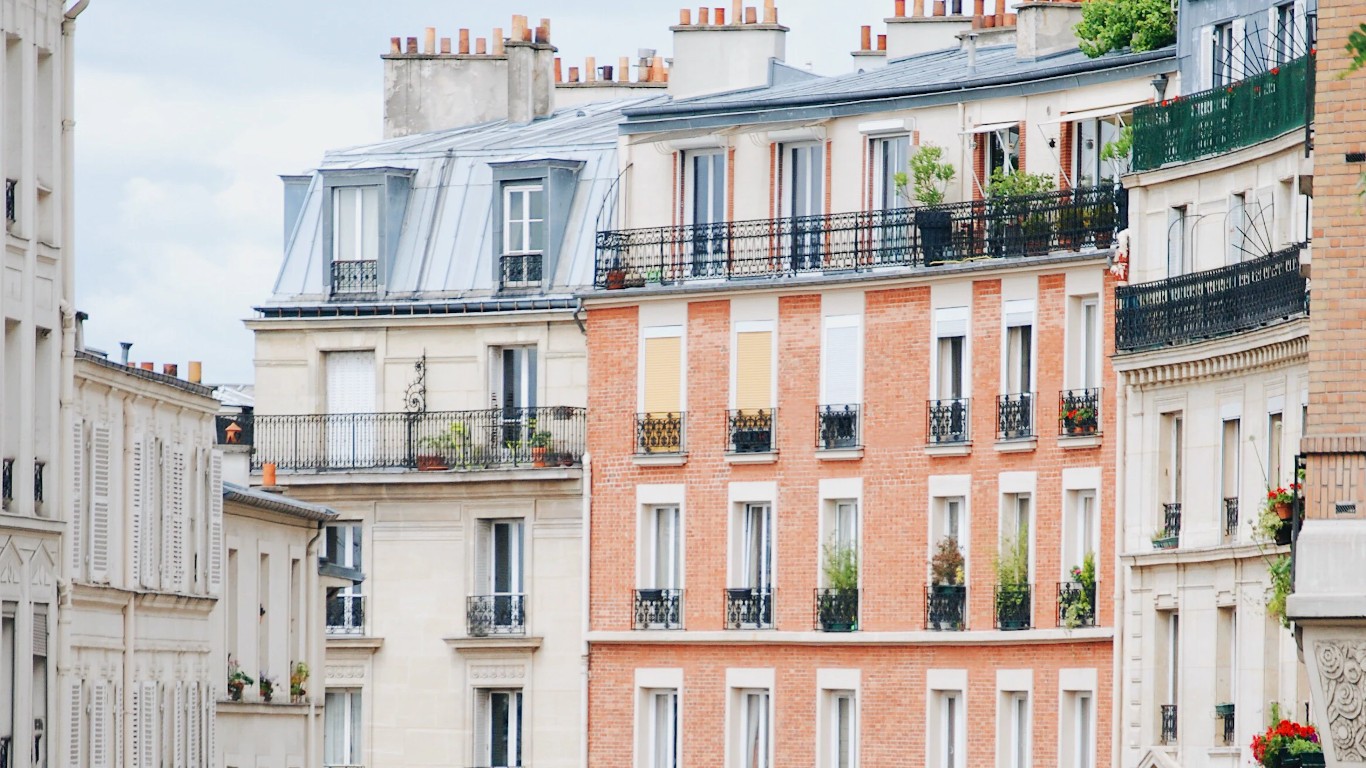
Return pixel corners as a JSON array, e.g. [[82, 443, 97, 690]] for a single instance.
[[227, 656, 254, 702], [1252, 718, 1324, 768]]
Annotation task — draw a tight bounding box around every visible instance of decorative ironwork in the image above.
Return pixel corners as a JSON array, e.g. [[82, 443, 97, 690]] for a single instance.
[[928, 398, 970, 444], [1059, 389, 1100, 436], [997, 393, 1034, 440], [595, 184, 1122, 288], [728, 409, 774, 454], [1163, 502, 1183, 541], [636, 412, 685, 455], [330, 259, 378, 295], [32, 460, 43, 507], [467, 594, 527, 637], [404, 353, 427, 414], [2, 457, 12, 510], [325, 593, 364, 635], [633, 588, 683, 629], [724, 587, 774, 629], [1115, 243, 1308, 352], [4, 178, 14, 226], [1217, 704, 1236, 745], [1160, 704, 1179, 744], [816, 404, 860, 450], [1224, 497, 1240, 539], [248, 406, 585, 471], [814, 588, 859, 632], [1132, 54, 1312, 171], [215, 412, 254, 447], [994, 584, 1032, 630], [926, 585, 966, 631], [1056, 581, 1096, 627], [500, 253, 543, 289]]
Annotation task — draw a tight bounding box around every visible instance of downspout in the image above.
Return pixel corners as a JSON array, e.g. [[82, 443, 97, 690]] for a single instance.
[[306, 524, 324, 768], [1111, 372, 1128, 768], [579, 451, 591, 768]]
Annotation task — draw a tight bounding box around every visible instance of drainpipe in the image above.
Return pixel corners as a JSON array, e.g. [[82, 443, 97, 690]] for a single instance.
[[1111, 374, 1128, 768], [307, 524, 324, 768], [579, 451, 591, 768]]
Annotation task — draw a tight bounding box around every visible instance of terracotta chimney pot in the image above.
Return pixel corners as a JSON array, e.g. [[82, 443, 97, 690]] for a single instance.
[[733, 0, 742, 24], [745, 6, 757, 23], [406, 37, 418, 54], [424, 27, 435, 54], [619, 56, 631, 81], [263, 463, 277, 487], [715, 6, 726, 24], [586, 56, 597, 82], [699, 6, 711, 23], [568, 66, 580, 82], [476, 37, 487, 54], [681, 7, 692, 24], [554, 57, 563, 82], [913, 0, 926, 16], [492, 28, 505, 55], [763, 0, 777, 23], [877, 34, 887, 50], [390, 37, 401, 54], [440, 37, 451, 54], [895, 0, 907, 16], [459, 28, 470, 54], [860, 25, 872, 50]]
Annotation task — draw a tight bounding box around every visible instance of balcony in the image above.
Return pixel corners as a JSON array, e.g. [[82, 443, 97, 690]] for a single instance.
[[246, 406, 586, 472], [1059, 389, 1100, 437], [1115, 243, 1308, 353], [1224, 497, 1239, 539], [635, 412, 685, 455], [814, 588, 859, 632], [728, 409, 775, 454], [330, 259, 378, 295], [595, 185, 1122, 288], [326, 593, 365, 635], [1153, 503, 1182, 549], [1132, 54, 1313, 171], [927, 398, 970, 445], [633, 588, 683, 629], [816, 404, 861, 450], [994, 584, 1032, 630], [1, 458, 11, 510], [467, 594, 526, 637], [500, 253, 543, 289], [724, 587, 774, 629], [996, 393, 1034, 440], [925, 584, 966, 631], [1056, 581, 1096, 628], [1161, 704, 1179, 744]]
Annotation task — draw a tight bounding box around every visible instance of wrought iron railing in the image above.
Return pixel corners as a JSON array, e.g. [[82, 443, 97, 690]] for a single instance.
[[1132, 54, 1313, 171], [0, 735, 9, 768], [724, 587, 774, 629], [4, 178, 14, 226], [1, 457, 12, 510], [926, 584, 967, 631], [1161, 704, 1179, 744], [1056, 581, 1096, 627], [32, 460, 43, 508], [1218, 704, 1235, 745], [1059, 388, 1100, 436], [816, 404, 861, 450], [325, 593, 365, 635], [1223, 497, 1239, 539], [1115, 243, 1308, 352], [997, 393, 1034, 440], [216, 412, 255, 447], [330, 259, 378, 295], [995, 584, 1032, 630], [595, 185, 1121, 287], [814, 588, 859, 632], [500, 253, 543, 289], [728, 409, 775, 454], [928, 398, 970, 444], [467, 594, 526, 637], [634, 588, 683, 629], [1163, 502, 1182, 540], [636, 412, 685, 455], [249, 406, 585, 472]]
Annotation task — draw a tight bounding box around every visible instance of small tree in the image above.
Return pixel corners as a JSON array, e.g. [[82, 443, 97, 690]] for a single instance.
[[986, 168, 1055, 198], [1100, 125, 1134, 175], [895, 143, 957, 206], [822, 539, 859, 591], [1074, 0, 1176, 58], [930, 537, 965, 585]]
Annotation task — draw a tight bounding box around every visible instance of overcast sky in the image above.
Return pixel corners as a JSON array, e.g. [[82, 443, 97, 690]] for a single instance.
[[72, 0, 889, 384]]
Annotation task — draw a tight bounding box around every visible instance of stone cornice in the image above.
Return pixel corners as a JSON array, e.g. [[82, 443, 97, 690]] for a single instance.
[[1114, 319, 1308, 387]]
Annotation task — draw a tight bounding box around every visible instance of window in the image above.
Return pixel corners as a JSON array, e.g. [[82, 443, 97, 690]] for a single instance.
[[999, 692, 1030, 768], [1212, 22, 1235, 87], [734, 503, 774, 593], [1159, 611, 1180, 741], [824, 690, 857, 768], [1063, 490, 1096, 575], [503, 185, 545, 256], [325, 351, 376, 467], [935, 309, 967, 401], [819, 315, 862, 449], [1221, 418, 1241, 538], [1005, 321, 1033, 395], [1227, 192, 1247, 264], [1268, 412, 1284, 486], [873, 135, 911, 210], [645, 689, 679, 768], [1215, 607, 1236, 735], [1079, 299, 1099, 390], [987, 126, 1021, 178], [732, 324, 774, 453], [824, 500, 860, 581], [2, 604, 14, 758], [646, 506, 682, 591], [1001, 493, 1032, 572], [735, 690, 771, 768], [475, 689, 522, 768], [641, 328, 684, 454], [331, 186, 379, 263], [494, 346, 537, 445], [783, 143, 825, 269], [1160, 413, 1184, 505], [474, 520, 525, 634], [686, 150, 727, 274], [1060, 691, 1095, 768], [324, 689, 362, 767], [935, 496, 964, 547], [1002, 306, 1034, 439], [932, 691, 965, 768], [1274, 3, 1297, 64], [324, 524, 363, 634], [1167, 206, 1189, 276], [1071, 117, 1123, 187]]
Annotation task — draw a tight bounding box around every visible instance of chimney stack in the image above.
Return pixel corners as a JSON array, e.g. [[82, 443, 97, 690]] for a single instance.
[[1015, 1, 1083, 58], [188, 361, 203, 384], [505, 18, 556, 124], [670, 3, 787, 98], [119, 342, 132, 365]]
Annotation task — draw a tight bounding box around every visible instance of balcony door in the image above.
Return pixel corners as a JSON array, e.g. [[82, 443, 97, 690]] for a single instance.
[[325, 523, 363, 634], [686, 150, 727, 277], [738, 503, 774, 593], [782, 143, 825, 270], [477, 520, 525, 631], [649, 505, 682, 590], [331, 185, 379, 294], [495, 346, 537, 450], [476, 689, 523, 768], [325, 351, 376, 468]]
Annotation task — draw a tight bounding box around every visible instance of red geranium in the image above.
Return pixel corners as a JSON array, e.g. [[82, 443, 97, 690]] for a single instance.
[[1251, 720, 1320, 766]]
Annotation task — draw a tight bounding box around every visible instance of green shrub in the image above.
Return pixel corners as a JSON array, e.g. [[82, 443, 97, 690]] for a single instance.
[[1075, 0, 1176, 58]]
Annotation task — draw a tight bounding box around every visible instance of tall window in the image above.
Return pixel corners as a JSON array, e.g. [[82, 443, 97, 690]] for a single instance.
[[1063, 490, 1096, 575], [987, 126, 1020, 177], [494, 346, 537, 446], [687, 150, 727, 273], [1274, 3, 1297, 63], [476, 520, 525, 631], [1268, 412, 1284, 485], [873, 135, 911, 210], [935, 312, 967, 401], [324, 689, 362, 767], [933, 691, 964, 768], [1072, 117, 1123, 187], [825, 500, 860, 582], [1002, 493, 1031, 571], [502, 184, 545, 256], [1005, 324, 1032, 396], [1167, 206, 1189, 276], [1160, 413, 1184, 505], [1227, 192, 1247, 264], [1079, 299, 1099, 390], [825, 690, 857, 768], [1061, 691, 1094, 768], [476, 689, 523, 768], [646, 689, 679, 768], [332, 186, 379, 263], [324, 524, 363, 634], [735, 503, 774, 593], [1001, 692, 1030, 768], [1, 605, 13, 759], [642, 328, 684, 453], [783, 143, 824, 269], [737, 690, 771, 768], [325, 351, 376, 467], [1212, 22, 1235, 87], [936, 497, 964, 546], [646, 506, 682, 590], [1221, 418, 1241, 514]]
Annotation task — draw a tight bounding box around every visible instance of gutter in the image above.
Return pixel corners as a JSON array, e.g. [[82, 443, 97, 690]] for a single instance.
[[254, 297, 582, 320]]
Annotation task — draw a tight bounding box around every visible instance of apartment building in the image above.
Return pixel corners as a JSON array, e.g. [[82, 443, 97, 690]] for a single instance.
[[236, 16, 663, 768], [583, 5, 1174, 766], [1111, 0, 1315, 762]]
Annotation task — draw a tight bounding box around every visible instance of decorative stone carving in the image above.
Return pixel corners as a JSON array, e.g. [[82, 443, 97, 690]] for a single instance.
[[326, 664, 365, 682], [1316, 640, 1366, 761], [468, 664, 526, 683]]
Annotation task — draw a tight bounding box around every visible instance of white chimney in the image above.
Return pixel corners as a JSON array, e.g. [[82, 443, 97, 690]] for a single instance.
[[668, 4, 788, 99]]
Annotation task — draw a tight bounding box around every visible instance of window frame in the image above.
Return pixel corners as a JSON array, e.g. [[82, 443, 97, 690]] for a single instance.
[[330, 185, 380, 264], [871, 135, 911, 211], [644, 505, 683, 590], [502, 183, 546, 257], [324, 688, 362, 767]]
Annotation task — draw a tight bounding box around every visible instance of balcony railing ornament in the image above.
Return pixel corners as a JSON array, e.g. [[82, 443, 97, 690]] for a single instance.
[[404, 352, 427, 414]]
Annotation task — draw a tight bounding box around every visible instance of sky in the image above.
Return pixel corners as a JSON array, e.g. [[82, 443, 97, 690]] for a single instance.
[[72, 0, 892, 384]]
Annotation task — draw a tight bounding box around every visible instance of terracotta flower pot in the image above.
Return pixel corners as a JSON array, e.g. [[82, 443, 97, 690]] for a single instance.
[[1275, 501, 1293, 520]]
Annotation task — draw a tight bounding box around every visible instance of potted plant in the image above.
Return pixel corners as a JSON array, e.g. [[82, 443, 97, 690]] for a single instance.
[[895, 143, 956, 262], [529, 429, 554, 467], [418, 421, 469, 470], [987, 169, 1055, 258], [1059, 202, 1087, 251], [227, 657, 253, 702], [259, 672, 275, 703], [994, 527, 1031, 630], [1061, 551, 1097, 629], [928, 536, 966, 630], [1151, 527, 1178, 550], [1061, 404, 1098, 435], [290, 661, 309, 704], [1252, 717, 1323, 768], [605, 265, 626, 290], [818, 540, 859, 632], [1266, 554, 1292, 628], [1266, 485, 1298, 521]]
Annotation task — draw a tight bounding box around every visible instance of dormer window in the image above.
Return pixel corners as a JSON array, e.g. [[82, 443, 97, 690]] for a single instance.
[[318, 166, 413, 300], [332, 186, 380, 294], [490, 159, 584, 292], [502, 184, 545, 288]]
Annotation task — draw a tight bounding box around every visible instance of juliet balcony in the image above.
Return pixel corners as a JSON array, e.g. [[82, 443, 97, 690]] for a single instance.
[[1115, 243, 1308, 353], [595, 185, 1122, 288]]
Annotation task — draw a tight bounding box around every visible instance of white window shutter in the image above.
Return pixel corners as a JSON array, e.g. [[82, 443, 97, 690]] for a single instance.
[[66, 678, 84, 768], [208, 451, 224, 596], [130, 437, 143, 588], [139, 681, 157, 768], [91, 423, 113, 583], [823, 323, 860, 405], [92, 681, 109, 768], [205, 685, 216, 768], [130, 684, 140, 768], [171, 446, 188, 589], [186, 683, 200, 768], [174, 681, 186, 768], [114, 683, 124, 768], [70, 418, 86, 579]]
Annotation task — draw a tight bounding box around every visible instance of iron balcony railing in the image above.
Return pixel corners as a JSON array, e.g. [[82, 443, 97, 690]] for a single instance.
[[724, 587, 774, 629], [728, 409, 774, 454], [928, 398, 970, 444], [634, 588, 683, 629], [1218, 704, 1236, 745], [997, 393, 1034, 440], [467, 594, 526, 637], [995, 584, 1032, 630], [33, 460, 43, 508], [4, 178, 14, 226], [216, 412, 254, 447], [595, 185, 1122, 288], [1132, 54, 1313, 171], [1224, 497, 1240, 539], [814, 588, 859, 632], [330, 259, 378, 295], [325, 593, 365, 635], [636, 412, 685, 455], [816, 404, 861, 450], [1115, 243, 1308, 352], [1059, 388, 1100, 436], [1, 458, 11, 510], [500, 253, 543, 289], [248, 406, 585, 472], [926, 584, 967, 631], [1161, 704, 1179, 744], [1056, 581, 1097, 627], [1161, 502, 1183, 547]]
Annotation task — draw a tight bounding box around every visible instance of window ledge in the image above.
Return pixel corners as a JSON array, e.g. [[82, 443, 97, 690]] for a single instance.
[[1058, 434, 1102, 449], [632, 453, 688, 467], [326, 636, 384, 652], [444, 635, 543, 653], [725, 451, 778, 464], [816, 447, 864, 461], [925, 443, 972, 457], [994, 437, 1037, 453]]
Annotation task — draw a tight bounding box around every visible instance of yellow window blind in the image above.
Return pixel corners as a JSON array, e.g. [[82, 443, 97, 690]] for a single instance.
[[643, 336, 682, 414], [735, 331, 773, 411]]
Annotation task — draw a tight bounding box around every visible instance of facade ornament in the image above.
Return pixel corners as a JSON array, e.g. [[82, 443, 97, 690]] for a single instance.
[[1315, 640, 1366, 761], [404, 352, 427, 414]]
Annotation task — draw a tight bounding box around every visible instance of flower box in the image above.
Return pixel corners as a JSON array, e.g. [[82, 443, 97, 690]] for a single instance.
[[1152, 536, 1178, 550]]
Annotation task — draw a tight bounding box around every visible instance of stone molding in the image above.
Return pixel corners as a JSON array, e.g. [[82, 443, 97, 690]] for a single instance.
[[1118, 329, 1307, 387]]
